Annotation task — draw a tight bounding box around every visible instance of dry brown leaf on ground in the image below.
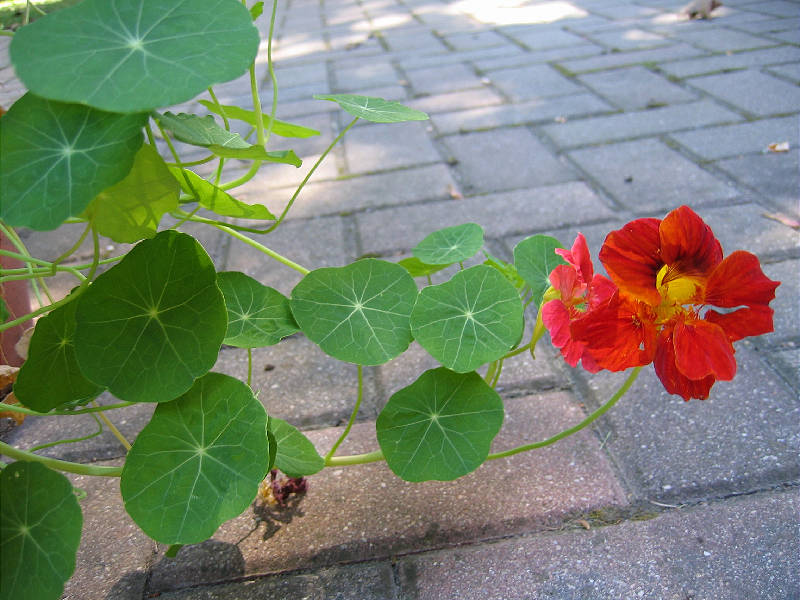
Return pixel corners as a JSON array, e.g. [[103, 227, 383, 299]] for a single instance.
[[0, 365, 25, 424], [767, 141, 790, 153], [13, 326, 34, 361], [448, 184, 463, 200]]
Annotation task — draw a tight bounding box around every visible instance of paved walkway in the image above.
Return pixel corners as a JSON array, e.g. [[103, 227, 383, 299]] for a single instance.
[[2, 0, 799, 598]]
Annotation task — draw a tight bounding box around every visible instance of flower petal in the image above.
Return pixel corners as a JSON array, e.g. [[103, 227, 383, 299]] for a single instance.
[[555, 233, 593, 284], [673, 317, 736, 381], [548, 264, 582, 302], [704, 250, 780, 308], [659, 205, 722, 278], [704, 306, 775, 342], [543, 299, 588, 368], [571, 293, 657, 371], [654, 328, 715, 401], [599, 218, 662, 305]]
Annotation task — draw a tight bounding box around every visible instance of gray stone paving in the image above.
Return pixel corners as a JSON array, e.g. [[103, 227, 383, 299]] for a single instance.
[[1, 0, 798, 598]]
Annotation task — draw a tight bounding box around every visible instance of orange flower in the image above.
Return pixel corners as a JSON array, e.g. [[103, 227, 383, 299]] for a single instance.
[[550, 206, 780, 401]]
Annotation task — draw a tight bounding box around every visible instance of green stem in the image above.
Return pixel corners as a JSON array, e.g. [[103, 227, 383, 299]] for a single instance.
[[502, 341, 531, 360], [51, 222, 91, 267], [213, 223, 310, 275], [30, 414, 104, 452], [263, 116, 359, 234], [325, 364, 363, 461], [247, 348, 253, 388], [491, 358, 504, 388], [205, 86, 228, 187], [484, 360, 497, 384], [326, 449, 384, 467], [262, 0, 279, 147], [0, 441, 122, 477], [166, 155, 216, 168], [486, 366, 642, 461], [0, 401, 136, 416], [94, 404, 131, 451]]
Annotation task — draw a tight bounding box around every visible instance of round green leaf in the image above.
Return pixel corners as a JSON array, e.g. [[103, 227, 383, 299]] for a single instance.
[[0, 462, 83, 600], [313, 94, 429, 123], [410, 265, 524, 373], [74, 230, 227, 403], [217, 271, 299, 348], [376, 368, 504, 482], [0, 93, 146, 231], [169, 167, 275, 220], [513, 235, 568, 310], [413, 223, 484, 266], [120, 373, 269, 544], [14, 297, 104, 412], [270, 417, 324, 478], [83, 144, 180, 243], [9, 0, 260, 113], [290, 259, 418, 365]]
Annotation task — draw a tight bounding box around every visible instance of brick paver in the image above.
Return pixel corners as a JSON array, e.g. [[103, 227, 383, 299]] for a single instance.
[[1, 0, 798, 598]]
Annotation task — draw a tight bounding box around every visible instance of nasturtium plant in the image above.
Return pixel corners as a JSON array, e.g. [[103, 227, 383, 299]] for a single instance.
[[217, 271, 299, 348], [411, 265, 525, 373], [9, 0, 260, 113], [0, 462, 82, 600], [169, 167, 276, 220], [83, 144, 180, 243], [314, 94, 429, 123], [74, 230, 226, 403], [376, 368, 504, 482], [13, 297, 104, 412], [0, 93, 147, 231], [514, 235, 568, 310], [413, 222, 484, 266], [290, 259, 418, 365], [270, 417, 325, 478], [0, 1, 782, 597], [156, 112, 254, 149], [120, 373, 269, 544], [198, 101, 321, 138]]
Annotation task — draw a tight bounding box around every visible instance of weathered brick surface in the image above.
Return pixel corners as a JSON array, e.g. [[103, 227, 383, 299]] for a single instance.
[[145, 392, 629, 593], [397, 489, 800, 600], [3, 1, 798, 597]]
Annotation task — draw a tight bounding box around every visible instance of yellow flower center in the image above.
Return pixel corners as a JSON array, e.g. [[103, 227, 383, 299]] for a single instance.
[[655, 264, 700, 322]]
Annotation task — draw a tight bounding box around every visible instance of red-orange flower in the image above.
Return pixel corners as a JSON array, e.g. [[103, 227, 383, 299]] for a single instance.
[[541, 233, 615, 372], [547, 206, 780, 401]]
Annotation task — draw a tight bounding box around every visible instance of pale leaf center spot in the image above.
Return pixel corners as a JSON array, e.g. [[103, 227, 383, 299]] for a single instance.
[[127, 37, 145, 51]]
